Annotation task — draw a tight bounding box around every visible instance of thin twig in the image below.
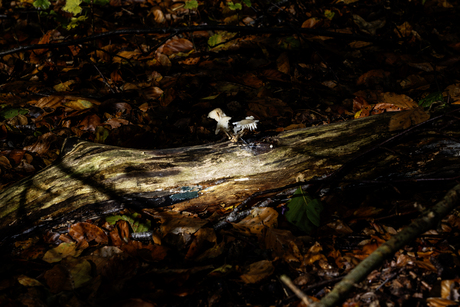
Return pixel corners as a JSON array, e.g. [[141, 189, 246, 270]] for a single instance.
[[0, 25, 397, 57], [280, 275, 314, 306]]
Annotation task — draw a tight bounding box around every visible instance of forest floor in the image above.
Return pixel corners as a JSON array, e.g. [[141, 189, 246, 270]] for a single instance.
[[1, 0, 460, 306]]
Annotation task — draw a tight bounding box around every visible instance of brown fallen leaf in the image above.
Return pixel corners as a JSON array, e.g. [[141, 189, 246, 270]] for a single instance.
[[240, 260, 274, 284], [388, 107, 430, 131], [379, 92, 419, 109]]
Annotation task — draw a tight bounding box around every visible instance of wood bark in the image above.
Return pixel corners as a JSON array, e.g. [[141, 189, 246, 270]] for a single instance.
[[0, 112, 458, 241]]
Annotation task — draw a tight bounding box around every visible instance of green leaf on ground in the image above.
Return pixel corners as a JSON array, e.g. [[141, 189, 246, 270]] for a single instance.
[[208, 34, 223, 47], [228, 1, 242, 10], [63, 0, 83, 15], [33, 0, 51, 9], [66, 15, 88, 29], [324, 9, 335, 20], [285, 187, 323, 234], [95, 126, 110, 143], [0, 108, 29, 120], [419, 92, 443, 108], [106, 213, 151, 233], [184, 0, 199, 9]]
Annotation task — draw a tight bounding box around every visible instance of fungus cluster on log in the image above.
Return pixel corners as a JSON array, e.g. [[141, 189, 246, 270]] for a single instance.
[[208, 108, 259, 141]]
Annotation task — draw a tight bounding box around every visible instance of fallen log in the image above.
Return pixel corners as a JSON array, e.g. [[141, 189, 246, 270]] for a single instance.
[[0, 112, 458, 241]]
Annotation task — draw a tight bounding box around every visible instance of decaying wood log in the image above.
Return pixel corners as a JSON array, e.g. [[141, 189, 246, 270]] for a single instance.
[[0, 112, 459, 241]]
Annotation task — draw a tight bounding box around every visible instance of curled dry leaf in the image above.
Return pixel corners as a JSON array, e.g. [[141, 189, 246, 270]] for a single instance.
[[160, 38, 194, 56], [24, 132, 58, 155], [142, 86, 164, 100], [276, 52, 290, 75], [444, 83, 460, 104], [232, 207, 278, 237], [34, 95, 65, 109], [0, 155, 12, 169], [149, 6, 166, 24], [69, 222, 109, 245], [353, 15, 386, 35]]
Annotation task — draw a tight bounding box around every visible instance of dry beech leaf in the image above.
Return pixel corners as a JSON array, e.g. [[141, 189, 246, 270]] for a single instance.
[[260, 69, 289, 82], [113, 50, 142, 63], [35, 95, 65, 109], [441, 278, 460, 299], [24, 132, 58, 155], [395, 21, 413, 38], [142, 86, 164, 100], [276, 52, 290, 75], [241, 73, 263, 88], [232, 207, 278, 237], [240, 260, 274, 284], [149, 6, 165, 24], [389, 108, 430, 131], [353, 15, 386, 35], [0, 155, 12, 169], [265, 228, 303, 262], [160, 38, 194, 56], [426, 298, 459, 307], [44, 264, 73, 292], [69, 222, 108, 245], [444, 83, 460, 104], [379, 92, 419, 109], [356, 69, 390, 86], [302, 17, 322, 28]]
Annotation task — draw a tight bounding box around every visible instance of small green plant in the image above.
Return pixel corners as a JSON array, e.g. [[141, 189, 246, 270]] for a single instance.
[[227, 0, 251, 10], [106, 212, 151, 233], [418, 91, 444, 108], [33, 0, 108, 29], [184, 0, 199, 9], [284, 186, 323, 234]]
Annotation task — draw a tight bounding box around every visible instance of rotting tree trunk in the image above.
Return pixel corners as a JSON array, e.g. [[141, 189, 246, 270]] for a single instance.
[[0, 112, 458, 241]]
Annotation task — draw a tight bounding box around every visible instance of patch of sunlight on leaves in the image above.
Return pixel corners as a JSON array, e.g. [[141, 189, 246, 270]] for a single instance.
[[227, 1, 242, 10], [106, 213, 152, 233], [285, 186, 323, 234], [0, 107, 29, 120], [184, 0, 198, 9], [69, 259, 92, 288], [324, 9, 335, 20], [63, 99, 93, 110], [63, 0, 82, 15], [208, 34, 223, 47], [95, 126, 110, 143], [33, 0, 51, 9], [43, 242, 82, 263], [67, 15, 88, 30], [18, 275, 43, 287]]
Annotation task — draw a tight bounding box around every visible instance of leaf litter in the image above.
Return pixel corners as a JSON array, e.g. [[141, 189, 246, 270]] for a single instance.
[[0, 0, 460, 306]]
